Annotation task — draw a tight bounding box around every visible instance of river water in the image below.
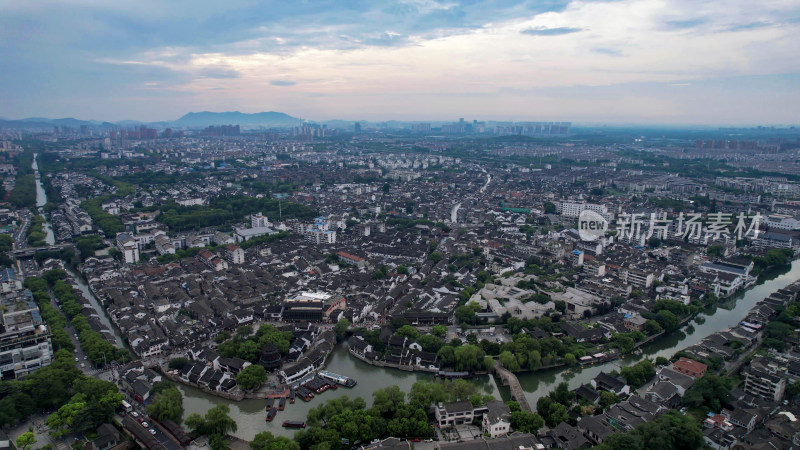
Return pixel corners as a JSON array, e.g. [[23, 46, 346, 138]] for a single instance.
[[179, 259, 800, 441], [31, 153, 124, 346], [514, 259, 800, 403], [178, 344, 501, 441], [31, 153, 55, 245], [450, 203, 461, 224], [66, 267, 126, 347]]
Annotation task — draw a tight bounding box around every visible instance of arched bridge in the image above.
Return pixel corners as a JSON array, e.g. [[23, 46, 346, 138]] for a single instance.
[[493, 362, 532, 412]]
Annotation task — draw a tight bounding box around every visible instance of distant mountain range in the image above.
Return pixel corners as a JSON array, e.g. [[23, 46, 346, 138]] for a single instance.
[[174, 111, 303, 127], [0, 111, 305, 130]]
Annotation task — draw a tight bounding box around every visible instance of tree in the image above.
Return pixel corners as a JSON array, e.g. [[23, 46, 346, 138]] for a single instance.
[[168, 357, 192, 370], [545, 402, 568, 427], [334, 318, 351, 341], [455, 302, 481, 325], [613, 333, 635, 354], [429, 251, 443, 263], [528, 350, 542, 371], [596, 410, 704, 450], [599, 391, 619, 408], [432, 325, 447, 337], [788, 381, 800, 398], [453, 344, 484, 371], [510, 411, 544, 433], [43, 269, 67, 286], [237, 325, 254, 337], [682, 375, 734, 412], [499, 351, 521, 372], [620, 360, 655, 388], [418, 334, 444, 353], [564, 353, 577, 367], [409, 381, 448, 408], [236, 365, 267, 390], [656, 310, 679, 332], [16, 431, 35, 450], [210, 434, 229, 450], [372, 386, 405, 416], [549, 382, 574, 406], [146, 386, 184, 423], [46, 394, 88, 437], [250, 431, 300, 450], [644, 320, 663, 335], [186, 404, 238, 437], [395, 325, 419, 340], [214, 331, 231, 344]]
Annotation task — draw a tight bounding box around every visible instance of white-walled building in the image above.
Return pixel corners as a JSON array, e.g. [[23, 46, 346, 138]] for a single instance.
[[116, 233, 140, 264]]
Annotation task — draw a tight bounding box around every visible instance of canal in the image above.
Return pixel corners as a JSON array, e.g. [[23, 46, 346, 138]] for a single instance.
[[32, 153, 125, 347], [67, 267, 126, 347], [178, 259, 800, 441], [513, 258, 800, 404], [179, 344, 502, 440], [32, 153, 55, 245]]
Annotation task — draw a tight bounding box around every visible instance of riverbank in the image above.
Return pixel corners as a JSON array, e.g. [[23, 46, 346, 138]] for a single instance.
[[173, 343, 498, 441], [346, 260, 797, 385]]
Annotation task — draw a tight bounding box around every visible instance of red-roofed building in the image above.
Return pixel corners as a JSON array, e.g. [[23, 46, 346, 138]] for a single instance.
[[672, 357, 708, 379], [337, 251, 366, 268]]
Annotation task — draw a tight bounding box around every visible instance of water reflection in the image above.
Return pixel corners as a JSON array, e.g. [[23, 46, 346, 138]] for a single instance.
[[178, 259, 800, 438], [179, 343, 501, 441]]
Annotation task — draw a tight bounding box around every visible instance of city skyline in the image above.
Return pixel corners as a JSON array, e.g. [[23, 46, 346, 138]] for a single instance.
[[1, 0, 799, 124]]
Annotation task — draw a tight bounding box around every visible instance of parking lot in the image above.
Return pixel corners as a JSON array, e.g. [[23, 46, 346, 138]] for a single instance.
[[437, 424, 485, 442]]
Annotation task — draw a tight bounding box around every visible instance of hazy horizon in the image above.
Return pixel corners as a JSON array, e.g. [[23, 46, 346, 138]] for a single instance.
[[2, 0, 799, 124], [2, 110, 798, 130]]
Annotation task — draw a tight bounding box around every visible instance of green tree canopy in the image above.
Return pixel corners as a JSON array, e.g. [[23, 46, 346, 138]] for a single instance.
[[146, 386, 184, 423], [236, 364, 268, 390]]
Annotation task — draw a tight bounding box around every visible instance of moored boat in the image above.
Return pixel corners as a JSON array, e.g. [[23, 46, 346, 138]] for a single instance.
[[282, 420, 306, 429]]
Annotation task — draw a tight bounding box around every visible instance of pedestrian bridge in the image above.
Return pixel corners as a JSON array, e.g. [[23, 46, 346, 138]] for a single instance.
[[493, 361, 532, 412]]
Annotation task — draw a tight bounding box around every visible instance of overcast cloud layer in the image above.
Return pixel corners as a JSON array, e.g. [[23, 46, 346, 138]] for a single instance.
[[1, 0, 799, 124]]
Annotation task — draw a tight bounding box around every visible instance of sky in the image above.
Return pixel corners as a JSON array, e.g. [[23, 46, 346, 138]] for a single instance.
[[1, 0, 799, 125]]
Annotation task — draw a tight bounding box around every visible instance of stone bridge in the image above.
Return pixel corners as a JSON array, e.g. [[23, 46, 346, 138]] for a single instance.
[[11, 243, 71, 257], [492, 361, 532, 412]]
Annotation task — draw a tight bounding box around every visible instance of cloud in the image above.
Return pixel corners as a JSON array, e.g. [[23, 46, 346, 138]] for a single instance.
[[725, 21, 772, 32], [592, 47, 624, 56], [520, 26, 582, 36], [198, 67, 240, 79], [663, 18, 707, 29], [1, 0, 800, 124]]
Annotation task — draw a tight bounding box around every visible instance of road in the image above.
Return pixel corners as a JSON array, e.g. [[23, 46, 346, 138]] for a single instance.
[[13, 208, 32, 249], [123, 408, 182, 450]]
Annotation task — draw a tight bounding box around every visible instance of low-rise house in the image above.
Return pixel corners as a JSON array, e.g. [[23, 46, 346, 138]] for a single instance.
[[591, 372, 631, 397], [672, 357, 708, 379], [435, 401, 489, 427], [481, 400, 511, 438]]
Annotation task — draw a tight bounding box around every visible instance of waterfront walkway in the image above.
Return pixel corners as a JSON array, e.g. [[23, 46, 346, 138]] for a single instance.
[[492, 362, 532, 412]]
